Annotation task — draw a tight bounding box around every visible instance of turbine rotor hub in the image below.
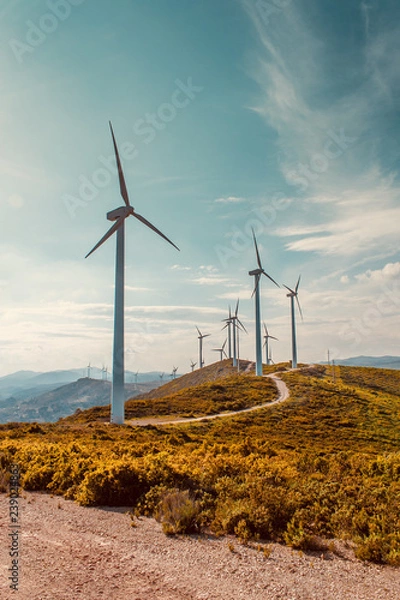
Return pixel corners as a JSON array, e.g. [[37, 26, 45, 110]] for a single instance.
[[107, 205, 134, 221]]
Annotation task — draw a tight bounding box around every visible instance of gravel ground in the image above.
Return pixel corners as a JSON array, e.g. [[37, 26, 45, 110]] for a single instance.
[[1, 492, 400, 600]]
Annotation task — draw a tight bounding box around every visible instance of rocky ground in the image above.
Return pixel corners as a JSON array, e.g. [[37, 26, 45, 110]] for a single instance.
[[1, 491, 399, 600]]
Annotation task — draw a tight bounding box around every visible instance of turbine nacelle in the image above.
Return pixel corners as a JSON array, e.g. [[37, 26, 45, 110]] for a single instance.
[[248, 268, 263, 277], [107, 205, 134, 221]]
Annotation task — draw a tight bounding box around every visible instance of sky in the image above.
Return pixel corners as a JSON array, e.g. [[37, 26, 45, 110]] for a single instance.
[[0, 0, 399, 376]]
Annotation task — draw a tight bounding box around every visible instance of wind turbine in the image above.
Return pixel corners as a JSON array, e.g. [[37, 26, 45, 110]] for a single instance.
[[87, 362, 91, 379], [190, 359, 197, 372], [224, 306, 232, 359], [159, 372, 165, 383], [134, 370, 139, 389], [249, 229, 279, 376], [212, 339, 227, 361], [85, 122, 179, 424], [263, 323, 278, 366], [172, 366, 178, 380], [196, 326, 210, 368], [283, 275, 303, 369], [225, 299, 246, 367]]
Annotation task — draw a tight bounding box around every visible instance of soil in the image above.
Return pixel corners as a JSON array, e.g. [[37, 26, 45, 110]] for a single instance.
[[1, 491, 400, 600]]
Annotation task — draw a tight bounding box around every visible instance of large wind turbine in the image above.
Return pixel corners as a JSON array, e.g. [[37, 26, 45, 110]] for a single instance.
[[85, 122, 179, 424], [263, 323, 278, 366], [212, 339, 227, 361], [249, 229, 279, 376], [283, 276, 303, 369], [196, 326, 210, 368]]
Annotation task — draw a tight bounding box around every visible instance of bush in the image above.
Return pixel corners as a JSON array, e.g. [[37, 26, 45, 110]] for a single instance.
[[75, 460, 148, 506], [155, 489, 202, 535]]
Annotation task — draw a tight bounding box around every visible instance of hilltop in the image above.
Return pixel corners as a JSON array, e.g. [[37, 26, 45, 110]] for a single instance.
[[0, 364, 399, 567], [64, 359, 271, 423]]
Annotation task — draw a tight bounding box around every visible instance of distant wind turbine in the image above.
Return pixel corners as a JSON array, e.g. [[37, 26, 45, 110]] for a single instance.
[[134, 370, 139, 389], [263, 323, 278, 366], [225, 306, 232, 359], [159, 372, 165, 383], [87, 362, 91, 379], [196, 326, 210, 368], [212, 339, 228, 361], [224, 299, 246, 368], [249, 229, 279, 376], [283, 275, 303, 369], [85, 122, 179, 424], [172, 366, 178, 380], [190, 359, 197, 372]]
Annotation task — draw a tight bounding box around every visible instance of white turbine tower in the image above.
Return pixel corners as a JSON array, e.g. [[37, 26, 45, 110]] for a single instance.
[[196, 326, 210, 368], [85, 122, 179, 424], [249, 229, 279, 376], [283, 276, 303, 369], [263, 323, 278, 366], [212, 339, 228, 361]]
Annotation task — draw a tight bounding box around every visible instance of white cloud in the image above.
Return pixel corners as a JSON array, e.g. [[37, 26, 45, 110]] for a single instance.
[[170, 264, 192, 271], [214, 196, 246, 204], [355, 262, 400, 284]]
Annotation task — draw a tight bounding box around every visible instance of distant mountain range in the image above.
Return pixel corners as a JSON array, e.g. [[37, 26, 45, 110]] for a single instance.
[[0, 377, 160, 424], [321, 355, 400, 370], [0, 367, 170, 423]]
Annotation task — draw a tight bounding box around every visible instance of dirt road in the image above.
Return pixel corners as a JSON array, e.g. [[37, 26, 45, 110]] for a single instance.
[[126, 371, 290, 427], [1, 492, 399, 600]]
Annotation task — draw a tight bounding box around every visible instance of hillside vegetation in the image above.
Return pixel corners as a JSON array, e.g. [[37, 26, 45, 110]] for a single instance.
[[0, 364, 399, 566]]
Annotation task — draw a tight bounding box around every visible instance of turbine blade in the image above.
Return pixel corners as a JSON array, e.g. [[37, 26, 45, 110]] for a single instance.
[[223, 350, 228, 358], [85, 217, 124, 258], [296, 295, 304, 321], [295, 274, 301, 293], [228, 305, 232, 319], [109, 121, 130, 207], [235, 298, 239, 316], [251, 273, 260, 298], [262, 270, 280, 288], [237, 318, 247, 333], [283, 284, 295, 294], [252, 227, 263, 270], [263, 322, 268, 335], [222, 339, 227, 351], [133, 212, 180, 251], [196, 326, 202, 337], [203, 334, 211, 338], [270, 335, 279, 341]]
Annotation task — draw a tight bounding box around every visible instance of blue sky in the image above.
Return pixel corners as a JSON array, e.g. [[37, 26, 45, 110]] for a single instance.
[[0, 0, 399, 376]]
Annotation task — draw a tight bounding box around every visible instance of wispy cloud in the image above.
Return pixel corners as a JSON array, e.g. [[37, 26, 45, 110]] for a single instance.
[[214, 196, 246, 204]]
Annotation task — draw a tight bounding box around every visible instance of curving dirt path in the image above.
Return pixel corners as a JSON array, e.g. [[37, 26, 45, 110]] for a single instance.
[[126, 372, 290, 427]]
